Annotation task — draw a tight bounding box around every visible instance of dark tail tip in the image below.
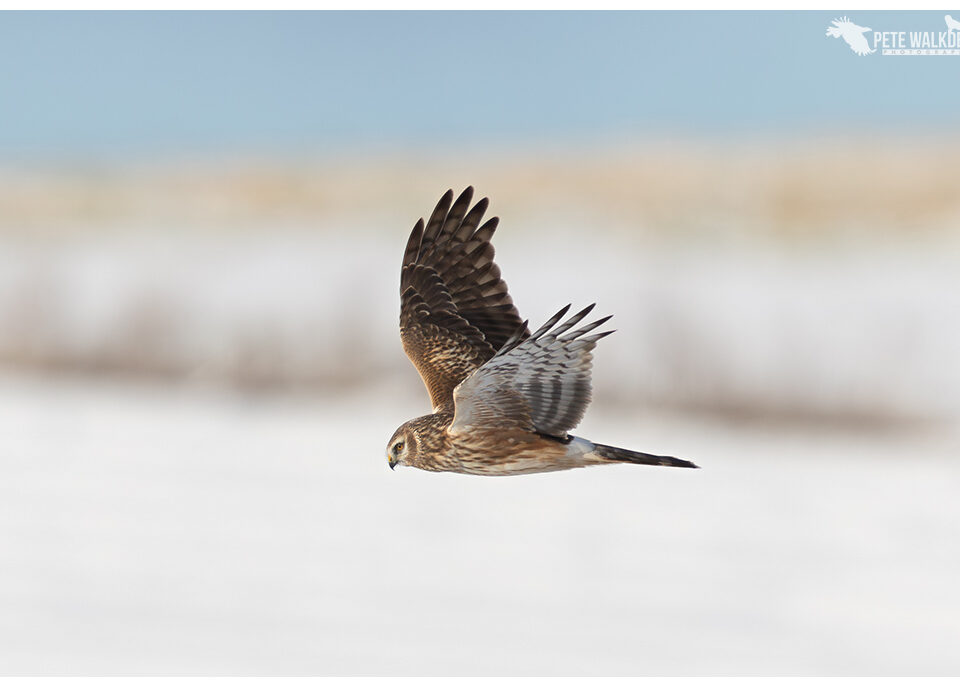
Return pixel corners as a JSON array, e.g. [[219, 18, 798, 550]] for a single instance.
[[593, 443, 699, 469]]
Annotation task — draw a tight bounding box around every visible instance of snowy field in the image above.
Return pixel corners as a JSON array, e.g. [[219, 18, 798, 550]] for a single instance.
[[1, 373, 958, 675], [2, 154, 959, 674]]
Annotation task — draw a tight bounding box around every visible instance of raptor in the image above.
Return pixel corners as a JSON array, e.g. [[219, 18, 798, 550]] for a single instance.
[[386, 187, 698, 476]]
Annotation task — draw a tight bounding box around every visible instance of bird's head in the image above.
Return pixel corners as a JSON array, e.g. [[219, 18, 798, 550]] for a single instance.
[[385, 421, 420, 471]]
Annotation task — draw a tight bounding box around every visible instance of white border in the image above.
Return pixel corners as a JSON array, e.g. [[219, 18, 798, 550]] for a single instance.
[[0, 3, 956, 11]]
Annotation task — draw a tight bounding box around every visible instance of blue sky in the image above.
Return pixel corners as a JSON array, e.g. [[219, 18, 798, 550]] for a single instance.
[[1, 11, 957, 161]]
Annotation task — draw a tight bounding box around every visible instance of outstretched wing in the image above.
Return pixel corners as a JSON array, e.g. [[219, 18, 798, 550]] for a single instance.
[[400, 187, 528, 411], [449, 304, 612, 439]]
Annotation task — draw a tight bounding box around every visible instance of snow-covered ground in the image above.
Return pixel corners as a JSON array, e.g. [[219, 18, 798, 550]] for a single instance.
[[2, 157, 959, 673], [1, 373, 958, 675]]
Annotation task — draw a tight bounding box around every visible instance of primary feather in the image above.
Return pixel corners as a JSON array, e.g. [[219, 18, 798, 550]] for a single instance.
[[450, 304, 612, 438], [399, 187, 527, 410]]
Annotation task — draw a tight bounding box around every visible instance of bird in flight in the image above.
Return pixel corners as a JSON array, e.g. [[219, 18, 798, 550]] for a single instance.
[[385, 188, 697, 476]]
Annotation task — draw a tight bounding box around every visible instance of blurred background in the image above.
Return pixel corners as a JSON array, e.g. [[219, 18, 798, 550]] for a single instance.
[[1, 10, 959, 675]]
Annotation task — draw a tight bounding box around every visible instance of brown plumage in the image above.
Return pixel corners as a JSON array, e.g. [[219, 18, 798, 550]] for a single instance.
[[386, 187, 698, 476]]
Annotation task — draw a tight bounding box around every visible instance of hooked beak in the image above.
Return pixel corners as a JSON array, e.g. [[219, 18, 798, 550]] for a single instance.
[[389, 456, 398, 470]]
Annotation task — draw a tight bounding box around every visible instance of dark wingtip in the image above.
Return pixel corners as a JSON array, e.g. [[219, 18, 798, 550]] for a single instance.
[[454, 186, 474, 205], [403, 218, 426, 266], [433, 190, 453, 213], [527, 304, 574, 340], [434, 189, 454, 216], [571, 303, 596, 320], [473, 216, 499, 242], [592, 315, 613, 328]]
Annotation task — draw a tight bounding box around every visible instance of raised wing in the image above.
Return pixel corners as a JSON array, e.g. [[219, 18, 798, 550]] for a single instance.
[[400, 187, 528, 411], [449, 304, 612, 438]]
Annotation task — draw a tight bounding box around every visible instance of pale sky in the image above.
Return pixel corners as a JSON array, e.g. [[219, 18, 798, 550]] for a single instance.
[[1, 11, 957, 160]]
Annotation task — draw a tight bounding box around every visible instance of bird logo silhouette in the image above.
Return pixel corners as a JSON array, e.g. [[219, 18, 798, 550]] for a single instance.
[[826, 16, 875, 56], [946, 14, 960, 32]]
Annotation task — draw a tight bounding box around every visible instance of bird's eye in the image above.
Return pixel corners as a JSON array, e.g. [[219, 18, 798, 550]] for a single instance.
[[394, 441, 405, 454]]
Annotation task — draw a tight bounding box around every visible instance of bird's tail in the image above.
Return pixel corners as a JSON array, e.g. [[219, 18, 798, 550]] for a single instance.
[[590, 442, 699, 469]]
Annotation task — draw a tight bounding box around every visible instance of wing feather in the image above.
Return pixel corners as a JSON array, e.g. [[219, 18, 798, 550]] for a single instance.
[[450, 305, 613, 438], [400, 187, 528, 411]]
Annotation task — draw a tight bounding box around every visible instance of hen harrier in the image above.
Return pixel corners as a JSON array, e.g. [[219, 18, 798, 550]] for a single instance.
[[386, 187, 698, 476]]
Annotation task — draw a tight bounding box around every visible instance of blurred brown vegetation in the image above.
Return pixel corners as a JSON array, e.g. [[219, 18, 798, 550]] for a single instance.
[[3, 137, 959, 238], [2, 138, 958, 425]]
